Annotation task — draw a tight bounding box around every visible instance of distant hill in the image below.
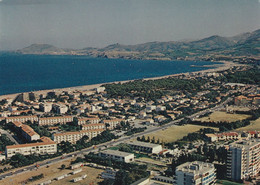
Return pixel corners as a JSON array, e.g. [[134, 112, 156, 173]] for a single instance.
[[17, 44, 66, 55], [16, 29, 260, 60]]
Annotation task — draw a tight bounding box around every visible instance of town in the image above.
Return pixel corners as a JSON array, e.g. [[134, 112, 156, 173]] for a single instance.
[[0, 63, 259, 185]]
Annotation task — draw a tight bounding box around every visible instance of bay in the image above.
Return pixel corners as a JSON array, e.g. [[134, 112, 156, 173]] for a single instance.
[[0, 54, 220, 95]]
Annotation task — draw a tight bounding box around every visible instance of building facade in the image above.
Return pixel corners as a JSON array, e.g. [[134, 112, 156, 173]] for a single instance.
[[38, 116, 74, 126], [5, 137, 57, 158], [175, 161, 216, 185], [227, 139, 260, 181], [52, 129, 104, 144], [126, 141, 162, 154], [99, 149, 134, 163]]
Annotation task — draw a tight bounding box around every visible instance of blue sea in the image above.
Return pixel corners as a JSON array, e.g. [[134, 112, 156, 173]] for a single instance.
[[0, 54, 220, 95]]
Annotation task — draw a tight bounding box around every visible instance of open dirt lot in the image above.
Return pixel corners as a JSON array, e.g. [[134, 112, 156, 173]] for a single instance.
[[198, 111, 251, 123], [144, 124, 218, 143], [0, 159, 103, 185]]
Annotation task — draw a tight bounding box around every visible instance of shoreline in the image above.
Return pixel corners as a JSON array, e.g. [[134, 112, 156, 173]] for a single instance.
[[0, 61, 242, 100]]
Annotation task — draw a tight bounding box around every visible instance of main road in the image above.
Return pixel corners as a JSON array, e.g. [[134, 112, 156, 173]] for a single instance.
[[0, 98, 232, 180]]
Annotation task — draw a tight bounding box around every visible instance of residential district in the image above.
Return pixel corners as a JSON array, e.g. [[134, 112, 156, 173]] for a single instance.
[[0, 64, 259, 185]]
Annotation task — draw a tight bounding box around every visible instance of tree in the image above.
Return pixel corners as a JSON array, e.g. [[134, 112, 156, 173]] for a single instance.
[[61, 164, 66, 170], [114, 170, 130, 185]]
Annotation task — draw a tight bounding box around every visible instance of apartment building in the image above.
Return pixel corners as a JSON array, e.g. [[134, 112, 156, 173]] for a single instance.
[[76, 117, 101, 125], [5, 137, 57, 158], [227, 139, 260, 181], [175, 161, 216, 185], [52, 129, 104, 144], [102, 119, 124, 130], [99, 149, 134, 163], [82, 123, 105, 130], [5, 115, 39, 123], [126, 141, 162, 154], [38, 116, 74, 126], [39, 103, 52, 113]]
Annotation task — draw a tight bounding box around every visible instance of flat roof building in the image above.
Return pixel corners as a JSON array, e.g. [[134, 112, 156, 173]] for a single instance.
[[38, 116, 74, 126], [175, 161, 216, 185], [99, 149, 134, 163], [52, 129, 104, 144], [227, 139, 260, 181], [126, 141, 162, 154], [5, 137, 57, 158]]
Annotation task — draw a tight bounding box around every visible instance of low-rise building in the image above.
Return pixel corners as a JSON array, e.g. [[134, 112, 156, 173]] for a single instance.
[[5, 137, 57, 158], [52, 129, 104, 144], [126, 141, 162, 154], [82, 123, 105, 130], [206, 132, 241, 142], [11, 121, 40, 142], [175, 161, 216, 185], [38, 116, 74, 126], [99, 149, 134, 163], [76, 117, 100, 125], [6, 115, 38, 123]]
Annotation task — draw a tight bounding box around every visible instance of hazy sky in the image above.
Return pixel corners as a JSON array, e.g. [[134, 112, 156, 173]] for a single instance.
[[0, 0, 259, 50]]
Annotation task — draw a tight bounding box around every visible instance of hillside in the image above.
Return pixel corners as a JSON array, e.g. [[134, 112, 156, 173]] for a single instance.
[[15, 29, 260, 60]]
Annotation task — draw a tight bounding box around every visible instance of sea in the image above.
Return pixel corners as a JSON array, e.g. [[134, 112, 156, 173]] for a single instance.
[[0, 54, 221, 96]]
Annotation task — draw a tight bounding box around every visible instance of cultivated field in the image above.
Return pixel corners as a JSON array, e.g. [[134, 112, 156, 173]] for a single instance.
[[144, 124, 218, 143], [198, 111, 251, 123], [236, 118, 260, 131], [0, 159, 103, 185]]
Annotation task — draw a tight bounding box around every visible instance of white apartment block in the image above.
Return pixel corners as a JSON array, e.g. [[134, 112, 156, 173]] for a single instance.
[[76, 117, 101, 125], [175, 161, 216, 185], [227, 139, 260, 181], [99, 149, 134, 163], [52, 129, 104, 144], [38, 116, 74, 126], [5, 137, 57, 158], [103, 119, 124, 130], [52, 104, 68, 114], [82, 123, 105, 130], [39, 103, 52, 113], [6, 115, 39, 123], [126, 141, 162, 154]]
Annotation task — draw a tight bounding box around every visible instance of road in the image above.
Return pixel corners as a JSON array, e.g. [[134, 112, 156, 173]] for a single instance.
[[0, 129, 19, 145], [0, 98, 232, 180]]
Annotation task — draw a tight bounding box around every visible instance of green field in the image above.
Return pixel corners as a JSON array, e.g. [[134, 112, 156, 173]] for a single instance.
[[145, 124, 218, 143]]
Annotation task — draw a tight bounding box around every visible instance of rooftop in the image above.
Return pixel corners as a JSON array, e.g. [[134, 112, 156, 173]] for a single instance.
[[6, 137, 56, 149], [176, 161, 215, 175], [53, 129, 104, 136], [100, 149, 134, 157], [126, 140, 162, 148], [229, 139, 260, 150]]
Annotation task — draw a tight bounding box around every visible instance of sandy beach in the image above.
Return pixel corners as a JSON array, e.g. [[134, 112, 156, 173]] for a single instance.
[[0, 60, 243, 100]]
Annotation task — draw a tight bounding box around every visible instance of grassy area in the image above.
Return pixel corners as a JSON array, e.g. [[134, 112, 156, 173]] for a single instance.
[[235, 118, 260, 131], [144, 124, 218, 143], [216, 180, 244, 185], [198, 111, 251, 123]]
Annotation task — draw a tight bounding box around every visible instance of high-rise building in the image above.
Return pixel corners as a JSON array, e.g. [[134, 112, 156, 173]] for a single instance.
[[175, 161, 216, 185], [227, 139, 260, 181]]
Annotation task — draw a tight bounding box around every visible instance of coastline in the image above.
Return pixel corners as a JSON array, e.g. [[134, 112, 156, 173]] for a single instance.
[[0, 61, 242, 100]]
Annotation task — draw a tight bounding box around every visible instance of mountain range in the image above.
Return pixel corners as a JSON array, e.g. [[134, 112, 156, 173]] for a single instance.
[[16, 29, 260, 60]]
